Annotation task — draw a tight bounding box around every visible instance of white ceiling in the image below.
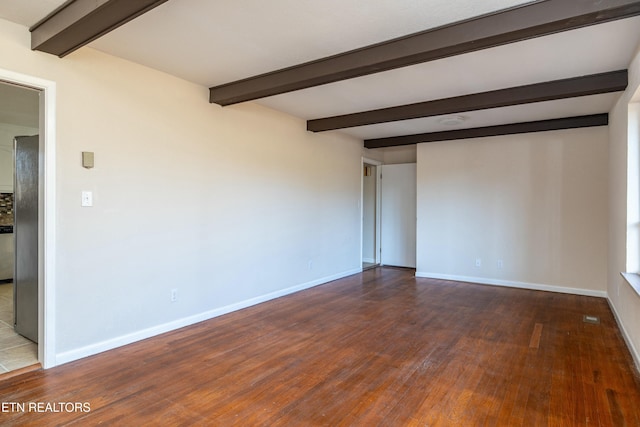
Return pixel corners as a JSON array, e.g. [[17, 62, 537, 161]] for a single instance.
[[89, 0, 537, 86], [262, 17, 640, 119], [1, 0, 640, 142], [0, 0, 66, 27]]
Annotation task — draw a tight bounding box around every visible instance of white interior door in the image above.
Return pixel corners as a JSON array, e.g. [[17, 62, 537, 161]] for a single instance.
[[381, 163, 416, 268]]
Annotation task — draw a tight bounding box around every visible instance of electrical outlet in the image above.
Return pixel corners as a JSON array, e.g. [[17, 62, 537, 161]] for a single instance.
[[497, 259, 504, 269], [308, 260, 313, 270], [475, 258, 482, 268], [171, 289, 178, 303]]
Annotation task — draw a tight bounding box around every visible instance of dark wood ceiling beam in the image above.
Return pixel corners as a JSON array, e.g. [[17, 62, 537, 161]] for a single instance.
[[30, 0, 169, 57], [308, 70, 627, 132], [209, 0, 640, 106], [364, 114, 608, 149]]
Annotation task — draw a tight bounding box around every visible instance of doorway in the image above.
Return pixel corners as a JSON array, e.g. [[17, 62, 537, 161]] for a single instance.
[[362, 158, 381, 270], [380, 163, 417, 268], [0, 68, 56, 370], [0, 82, 40, 373]]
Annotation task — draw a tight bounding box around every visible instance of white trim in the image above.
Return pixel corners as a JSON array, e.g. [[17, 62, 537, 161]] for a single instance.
[[0, 68, 56, 369], [621, 272, 640, 298], [415, 272, 608, 298], [607, 298, 640, 372], [374, 163, 382, 264], [55, 267, 362, 366], [362, 257, 376, 263]]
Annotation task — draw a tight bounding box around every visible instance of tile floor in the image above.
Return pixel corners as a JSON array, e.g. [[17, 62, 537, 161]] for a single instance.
[[0, 283, 38, 373]]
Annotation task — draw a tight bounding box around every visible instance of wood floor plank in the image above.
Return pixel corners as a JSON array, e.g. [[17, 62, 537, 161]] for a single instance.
[[1, 267, 639, 425], [529, 323, 544, 349]]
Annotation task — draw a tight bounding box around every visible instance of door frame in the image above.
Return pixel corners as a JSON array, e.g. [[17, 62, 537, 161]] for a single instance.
[[0, 67, 57, 369], [361, 157, 382, 267]]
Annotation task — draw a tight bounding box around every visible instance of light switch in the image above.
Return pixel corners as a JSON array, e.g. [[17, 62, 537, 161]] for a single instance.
[[81, 191, 93, 207]]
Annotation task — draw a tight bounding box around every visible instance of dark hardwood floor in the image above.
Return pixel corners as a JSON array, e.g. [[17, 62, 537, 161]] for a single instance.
[[1, 267, 639, 425]]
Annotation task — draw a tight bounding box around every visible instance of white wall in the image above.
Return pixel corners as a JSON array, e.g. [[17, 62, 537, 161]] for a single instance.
[[416, 127, 609, 296], [365, 145, 417, 164], [608, 44, 640, 367], [0, 123, 38, 192], [0, 19, 363, 364]]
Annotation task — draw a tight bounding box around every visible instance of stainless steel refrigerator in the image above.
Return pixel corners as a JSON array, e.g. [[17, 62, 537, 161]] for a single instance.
[[14, 135, 38, 343]]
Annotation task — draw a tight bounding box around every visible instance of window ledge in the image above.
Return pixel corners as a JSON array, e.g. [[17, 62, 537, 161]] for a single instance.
[[621, 272, 640, 298]]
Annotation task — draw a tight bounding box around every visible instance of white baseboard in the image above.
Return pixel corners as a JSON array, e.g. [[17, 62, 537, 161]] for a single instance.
[[414, 272, 608, 298], [362, 257, 375, 263], [55, 267, 362, 366], [607, 298, 640, 372]]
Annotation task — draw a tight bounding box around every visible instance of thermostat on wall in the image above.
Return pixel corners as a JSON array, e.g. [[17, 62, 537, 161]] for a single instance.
[[82, 151, 94, 169]]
